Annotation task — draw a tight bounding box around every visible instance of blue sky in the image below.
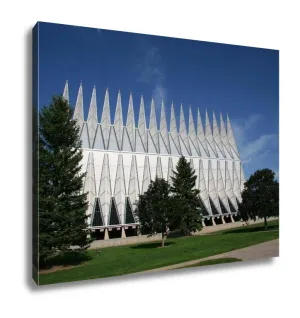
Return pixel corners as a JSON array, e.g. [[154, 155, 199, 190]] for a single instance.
[[37, 22, 279, 180]]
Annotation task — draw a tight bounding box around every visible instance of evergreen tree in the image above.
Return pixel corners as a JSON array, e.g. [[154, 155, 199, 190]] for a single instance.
[[32, 105, 39, 277], [135, 178, 173, 247], [170, 156, 203, 235], [39, 96, 91, 267], [239, 168, 279, 229]]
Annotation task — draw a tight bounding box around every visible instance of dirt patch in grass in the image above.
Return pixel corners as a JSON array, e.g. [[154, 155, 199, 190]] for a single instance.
[[39, 263, 84, 274]]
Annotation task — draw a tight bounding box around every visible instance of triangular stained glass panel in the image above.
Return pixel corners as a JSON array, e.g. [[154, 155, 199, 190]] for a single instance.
[[228, 197, 237, 212], [199, 198, 209, 216], [109, 198, 120, 225], [209, 197, 219, 215], [125, 197, 136, 224], [219, 196, 229, 214], [92, 198, 104, 226]]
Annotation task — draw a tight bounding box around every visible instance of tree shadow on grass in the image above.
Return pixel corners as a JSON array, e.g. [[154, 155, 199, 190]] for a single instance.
[[130, 242, 176, 249], [44, 251, 92, 269], [167, 230, 186, 239], [222, 224, 279, 235]]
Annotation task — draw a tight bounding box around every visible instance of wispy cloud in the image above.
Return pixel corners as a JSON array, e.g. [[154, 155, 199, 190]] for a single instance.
[[136, 47, 163, 83], [231, 114, 278, 178], [135, 46, 167, 110], [240, 134, 277, 160], [153, 84, 167, 107]]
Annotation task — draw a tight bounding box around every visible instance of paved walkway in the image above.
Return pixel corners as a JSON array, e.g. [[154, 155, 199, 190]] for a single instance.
[[138, 239, 279, 273]]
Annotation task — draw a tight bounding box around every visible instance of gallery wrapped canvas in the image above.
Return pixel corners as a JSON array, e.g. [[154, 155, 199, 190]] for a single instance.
[[32, 21, 279, 286]]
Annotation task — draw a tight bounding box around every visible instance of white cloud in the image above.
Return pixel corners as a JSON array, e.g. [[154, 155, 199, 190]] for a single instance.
[[136, 46, 167, 111], [241, 134, 277, 160], [153, 84, 167, 109], [231, 114, 278, 177], [232, 114, 263, 147], [136, 47, 164, 84]]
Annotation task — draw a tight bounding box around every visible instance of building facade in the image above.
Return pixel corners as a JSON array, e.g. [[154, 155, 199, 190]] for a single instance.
[[62, 81, 246, 239]]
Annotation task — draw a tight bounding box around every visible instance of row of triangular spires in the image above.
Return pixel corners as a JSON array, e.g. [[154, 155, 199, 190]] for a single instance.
[[83, 151, 244, 227], [63, 82, 240, 159]]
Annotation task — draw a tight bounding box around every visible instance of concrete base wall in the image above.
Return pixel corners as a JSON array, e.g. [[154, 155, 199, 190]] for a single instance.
[[197, 217, 277, 235], [90, 233, 163, 249], [88, 217, 278, 250]]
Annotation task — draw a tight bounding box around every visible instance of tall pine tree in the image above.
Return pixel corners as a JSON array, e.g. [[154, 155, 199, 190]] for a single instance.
[[39, 96, 91, 268], [171, 156, 203, 235], [135, 178, 173, 247]]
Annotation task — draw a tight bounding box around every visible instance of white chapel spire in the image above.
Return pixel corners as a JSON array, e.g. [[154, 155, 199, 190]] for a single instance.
[[114, 90, 123, 149], [73, 83, 84, 133], [136, 95, 147, 152], [205, 110, 217, 157], [220, 112, 232, 158], [179, 104, 191, 156], [227, 113, 239, 157], [159, 99, 170, 154], [87, 86, 98, 148], [101, 88, 111, 149], [148, 98, 158, 153], [63, 80, 69, 102], [125, 93, 135, 151], [169, 102, 180, 155], [188, 106, 200, 156], [213, 110, 225, 157], [197, 108, 209, 156]]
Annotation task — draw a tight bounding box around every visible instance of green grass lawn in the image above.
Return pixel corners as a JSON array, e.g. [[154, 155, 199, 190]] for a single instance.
[[39, 219, 279, 285], [173, 257, 242, 269]]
